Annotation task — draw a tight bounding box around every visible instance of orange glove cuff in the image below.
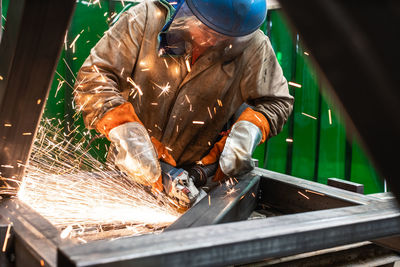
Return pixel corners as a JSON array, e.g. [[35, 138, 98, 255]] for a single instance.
[[199, 135, 228, 166], [96, 102, 142, 139], [151, 137, 176, 167], [151, 176, 164, 195], [236, 107, 270, 143]]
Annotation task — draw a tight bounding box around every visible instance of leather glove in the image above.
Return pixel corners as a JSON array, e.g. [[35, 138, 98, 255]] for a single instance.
[[96, 103, 166, 188], [108, 122, 161, 185], [96, 102, 195, 207], [199, 107, 270, 181]]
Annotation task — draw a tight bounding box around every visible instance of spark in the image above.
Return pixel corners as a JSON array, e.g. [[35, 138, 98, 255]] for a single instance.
[[37, 99, 42, 105], [93, 0, 102, 8], [254, 114, 262, 123], [207, 107, 213, 119], [1, 120, 182, 242], [288, 81, 302, 88], [192, 121, 204, 125], [163, 59, 169, 68], [0, 75, 3, 80], [185, 59, 191, 72], [63, 58, 77, 80], [64, 33, 68, 50], [22, 133, 32, 136], [328, 109, 333, 125], [304, 52, 310, 56], [185, 94, 190, 103], [2, 223, 12, 252], [40, 260, 45, 267], [217, 99, 223, 107], [4, 123, 12, 127], [297, 191, 310, 200], [226, 188, 237, 195], [69, 32, 83, 49], [55, 80, 65, 98], [208, 195, 211, 206], [120, 67, 125, 76], [60, 225, 73, 239], [120, 0, 125, 7], [301, 112, 317, 120], [127, 77, 143, 96], [305, 189, 325, 196], [286, 138, 293, 143], [93, 65, 100, 73]]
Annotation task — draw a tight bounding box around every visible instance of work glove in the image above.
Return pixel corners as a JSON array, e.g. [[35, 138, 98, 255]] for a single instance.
[[200, 107, 270, 181], [96, 102, 197, 207], [97, 102, 161, 186], [108, 122, 161, 185]]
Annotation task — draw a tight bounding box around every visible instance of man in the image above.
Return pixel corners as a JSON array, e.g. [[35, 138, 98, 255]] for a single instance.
[[74, 0, 294, 208]]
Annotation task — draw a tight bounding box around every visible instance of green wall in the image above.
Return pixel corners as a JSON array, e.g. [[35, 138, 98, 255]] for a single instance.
[[1, 1, 384, 194]]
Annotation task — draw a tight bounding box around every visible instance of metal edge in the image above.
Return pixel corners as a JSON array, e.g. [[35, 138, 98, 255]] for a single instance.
[[58, 199, 400, 267], [167, 173, 260, 230], [0, 199, 76, 267]]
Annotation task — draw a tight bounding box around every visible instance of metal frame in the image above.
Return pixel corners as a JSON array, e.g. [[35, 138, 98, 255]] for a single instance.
[[0, 199, 76, 267], [0, 168, 398, 266], [0, 0, 76, 186], [56, 168, 400, 267]]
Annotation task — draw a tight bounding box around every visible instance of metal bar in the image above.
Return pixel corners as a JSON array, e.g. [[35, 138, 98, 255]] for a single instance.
[[254, 168, 377, 206], [276, 0, 400, 202], [167, 173, 260, 230], [0, 0, 76, 188], [57, 199, 400, 267], [247, 242, 400, 266], [0, 199, 76, 267], [328, 178, 364, 194]]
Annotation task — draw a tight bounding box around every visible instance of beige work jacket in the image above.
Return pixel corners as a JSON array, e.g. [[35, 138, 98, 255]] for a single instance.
[[74, 1, 294, 166]]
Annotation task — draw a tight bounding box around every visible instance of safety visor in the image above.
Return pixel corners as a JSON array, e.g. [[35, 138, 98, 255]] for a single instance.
[[166, 2, 254, 50]]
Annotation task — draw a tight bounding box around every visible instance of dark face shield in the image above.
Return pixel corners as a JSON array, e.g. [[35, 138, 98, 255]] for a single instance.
[[158, 3, 254, 57]]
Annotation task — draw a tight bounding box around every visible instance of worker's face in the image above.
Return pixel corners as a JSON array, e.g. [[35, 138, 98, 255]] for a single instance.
[[186, 20, 230, 47]]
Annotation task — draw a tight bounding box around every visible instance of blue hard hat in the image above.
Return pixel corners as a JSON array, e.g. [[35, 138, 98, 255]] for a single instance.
[[185, 0, 267, 37]]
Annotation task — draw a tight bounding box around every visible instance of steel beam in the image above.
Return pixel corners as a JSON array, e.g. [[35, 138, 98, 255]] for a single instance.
[[57, 199, 400, 267], [253, 168, 378, 214], [0, 0, 76, 189], [169, 167, 378, 230], [276, 0, 400, 202], [0, 199, 76, 267], [167, 173, 260, 230]]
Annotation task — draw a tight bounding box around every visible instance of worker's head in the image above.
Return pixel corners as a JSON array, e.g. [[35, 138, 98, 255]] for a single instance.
[[185, 0, 268, 38], [159, 0, 267, 55]]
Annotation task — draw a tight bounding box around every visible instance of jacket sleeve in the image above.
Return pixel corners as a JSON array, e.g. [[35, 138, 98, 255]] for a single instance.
[[240, 33, 294, 137], [74, 3, 146, 129]]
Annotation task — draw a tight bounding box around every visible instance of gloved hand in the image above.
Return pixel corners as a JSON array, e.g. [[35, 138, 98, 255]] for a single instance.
[[108, 122, 161, 185], [96, 102, 198, 207], [96, 102, 161, 185], [200, 107, 270, 181]]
